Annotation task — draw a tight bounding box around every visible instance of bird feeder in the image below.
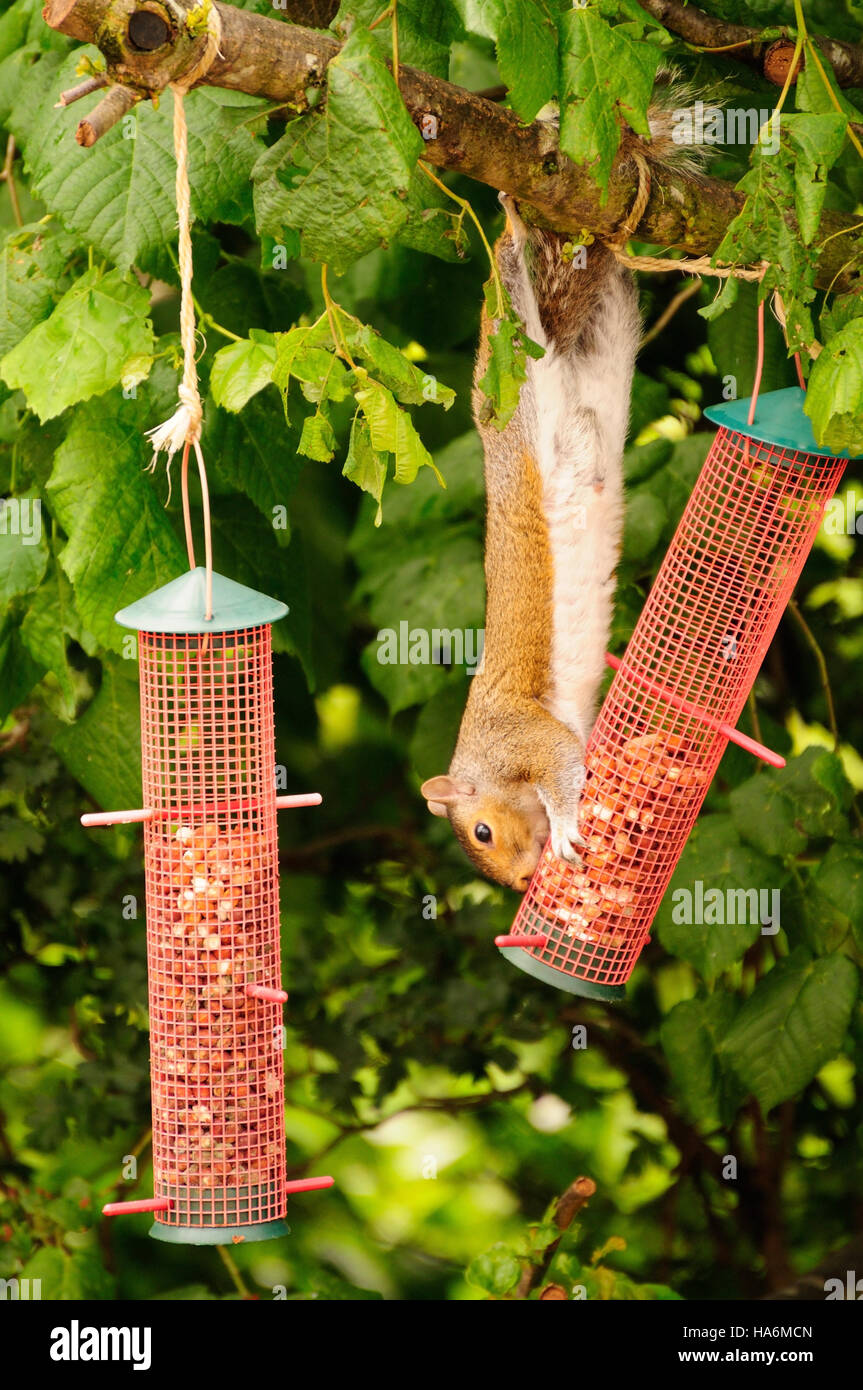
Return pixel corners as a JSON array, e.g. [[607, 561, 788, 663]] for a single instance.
[[86, 567, 333, 1242], [498, 387, 858, 1000]]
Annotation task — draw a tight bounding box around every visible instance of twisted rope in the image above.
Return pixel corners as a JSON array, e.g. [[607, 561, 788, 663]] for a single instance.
[[606, 148, 767, 285], [145, 6, 222, 623], [146, 88, 204, 461]]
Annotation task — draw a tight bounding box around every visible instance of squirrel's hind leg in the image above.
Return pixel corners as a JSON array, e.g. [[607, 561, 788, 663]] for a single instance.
[[495, 193, 548, 350]]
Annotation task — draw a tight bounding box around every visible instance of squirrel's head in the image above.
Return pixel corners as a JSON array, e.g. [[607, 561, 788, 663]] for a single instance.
[[420, 775, 548, 892]]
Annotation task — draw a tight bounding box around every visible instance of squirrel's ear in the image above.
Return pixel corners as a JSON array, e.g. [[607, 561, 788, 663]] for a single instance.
[[421, 775, 475, 815]]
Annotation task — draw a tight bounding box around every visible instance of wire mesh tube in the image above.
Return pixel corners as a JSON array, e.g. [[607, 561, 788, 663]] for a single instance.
[[140, 624, 287, 1235], [502, 425, 848, 999]]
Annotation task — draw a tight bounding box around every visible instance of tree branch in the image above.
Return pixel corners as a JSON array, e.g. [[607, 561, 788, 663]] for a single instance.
[[515, 1176, 597, 1299], [637, 0, 863, 88], [42, 0, 862, 291]]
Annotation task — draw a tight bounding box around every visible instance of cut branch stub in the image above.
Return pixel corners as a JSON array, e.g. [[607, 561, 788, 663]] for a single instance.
[[127, 6, 171, 51], [45, 0, 217, 94], [636, 0, 863, 88], [77, 80, 139, 145], [763, 39, 804, 87]]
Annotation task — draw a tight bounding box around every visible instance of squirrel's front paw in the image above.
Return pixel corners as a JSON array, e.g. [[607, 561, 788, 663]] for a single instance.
[[549, 819, 585, 865]]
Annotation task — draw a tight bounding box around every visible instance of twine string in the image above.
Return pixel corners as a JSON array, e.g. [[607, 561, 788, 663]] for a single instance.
[[606, 149, 652, 249], [748, 297, 766, 427], [607, 149, 768, 287], [144, 7, 222, 623]]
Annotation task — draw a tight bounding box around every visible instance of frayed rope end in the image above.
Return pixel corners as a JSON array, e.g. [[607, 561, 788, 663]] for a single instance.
[[145, 385, 203, 466]]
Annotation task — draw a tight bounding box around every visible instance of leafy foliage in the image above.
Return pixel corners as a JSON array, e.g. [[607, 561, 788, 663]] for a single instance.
[[0, 0, 861, 1304]]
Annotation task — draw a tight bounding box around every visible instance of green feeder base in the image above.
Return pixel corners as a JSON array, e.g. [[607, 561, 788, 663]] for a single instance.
[[499, 945, 625, 1001], [149, 1217, 289, 1246], [149, 1180, 288, 1244]]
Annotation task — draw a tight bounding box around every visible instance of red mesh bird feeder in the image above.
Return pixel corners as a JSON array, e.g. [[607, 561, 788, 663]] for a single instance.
[[85, 568, 333, 1243], [498, 386, 859, 1001]]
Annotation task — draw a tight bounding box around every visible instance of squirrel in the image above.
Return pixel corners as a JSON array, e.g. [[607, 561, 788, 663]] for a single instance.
[[421, 86, 695, 891]]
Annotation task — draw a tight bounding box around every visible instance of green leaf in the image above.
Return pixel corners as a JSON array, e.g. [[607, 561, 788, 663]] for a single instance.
[[558, 9, 659, 195], [343, 415, 387, 524], [203, 390, 304, 532], [660, 993, 743, 1128], [0, 221, 77, 358], [20, 561, 80, 720], [0, 494, 47, 606], [298, 406, 337, 461], [707, 280, 796, 400], [654, 814, 782, 982], [465, 1243, 521, 1295], [334, 0, 464, 79], [46, 397, 186, 654], [0, 815, 44, 862], [0, 614, 43, 719], [718, 949, 858, 1112], [272, 325, 352, 420], [343, 322, 455, 409], [9, 48, 265, 269], [396, 170, 471, 262], [783, 113, 847, 244], [252, 27, 422, 271], [820, 287, 863, 340], [805, 318, 863, 454], [358, 531, 484, 713], [0, 0, 69, 61], [796, 54, 861, 123], [729, 749, 853, 857], [808, 841, 863, 956], [409, 678, 471, 779], [21, 1240, 115, 1300], [53, 662, 143, 811], [355, 378, 443, 485], [209, 497, 313, 686], [0, 267, 153, 422], [622, 487, 665, 562], [209, 334, 277, 413], [494, 0, 561, 123], [709, 114, 846, 350], [478, 313, 542, 430]]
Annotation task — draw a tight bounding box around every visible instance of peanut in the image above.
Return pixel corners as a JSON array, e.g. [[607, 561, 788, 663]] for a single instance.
[[535, 727, 709, 946]]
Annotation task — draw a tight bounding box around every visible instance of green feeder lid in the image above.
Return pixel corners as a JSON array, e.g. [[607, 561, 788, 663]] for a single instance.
[[115, 567, 288, 634], [704, 386, 862, 461]]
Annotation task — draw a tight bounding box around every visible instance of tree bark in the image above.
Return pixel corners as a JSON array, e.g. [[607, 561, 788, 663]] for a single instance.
[[42, 0, 863, 293]]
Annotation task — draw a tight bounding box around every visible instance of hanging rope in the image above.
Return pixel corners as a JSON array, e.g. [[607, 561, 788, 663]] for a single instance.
[[748, 297, 766, 427], [146, 83, 216, 621], [770, 291, 816, 384], [143, 4, 223, 622], [147, 88, 203, 460]]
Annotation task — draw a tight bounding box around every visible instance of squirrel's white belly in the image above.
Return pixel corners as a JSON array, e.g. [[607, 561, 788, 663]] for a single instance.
[[529, 290, 637, 745]]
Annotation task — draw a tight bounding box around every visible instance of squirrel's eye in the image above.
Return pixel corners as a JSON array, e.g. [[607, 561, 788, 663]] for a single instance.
[[474, 822, 493, 844]]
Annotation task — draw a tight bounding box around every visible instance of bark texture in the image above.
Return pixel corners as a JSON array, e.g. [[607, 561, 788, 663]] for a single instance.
[[41, 0, 863, 291]]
